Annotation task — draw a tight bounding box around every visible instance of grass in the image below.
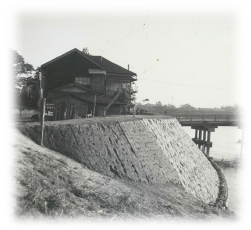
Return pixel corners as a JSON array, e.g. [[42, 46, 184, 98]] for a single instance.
[[13, 130, 236, 221], [17, 162, 71, 217]]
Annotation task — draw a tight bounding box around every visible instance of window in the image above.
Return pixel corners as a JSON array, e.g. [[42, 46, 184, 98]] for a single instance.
[[75, 77, 91, 85], [106, 81, 126, 91]]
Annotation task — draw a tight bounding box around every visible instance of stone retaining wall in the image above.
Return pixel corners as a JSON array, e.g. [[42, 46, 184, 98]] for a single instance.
[[206, 156, 229, 208], [18, 117, 220, 204]]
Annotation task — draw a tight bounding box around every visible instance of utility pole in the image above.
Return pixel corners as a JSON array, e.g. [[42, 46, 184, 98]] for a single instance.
[[39, 72, 46, 146], [40, 98, 46, 146], [39, 72, 43, 105]]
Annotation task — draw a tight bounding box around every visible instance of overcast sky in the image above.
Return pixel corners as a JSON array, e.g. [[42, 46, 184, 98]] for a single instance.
[[10, 7, 246, 108]]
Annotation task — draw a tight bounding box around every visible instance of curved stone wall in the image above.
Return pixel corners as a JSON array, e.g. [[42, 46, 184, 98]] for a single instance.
[[18, 117, 220, 204]]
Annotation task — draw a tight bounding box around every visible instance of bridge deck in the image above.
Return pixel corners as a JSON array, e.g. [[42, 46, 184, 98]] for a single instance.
[[173, 114, 242, 127], [179, 120, 240, 126]]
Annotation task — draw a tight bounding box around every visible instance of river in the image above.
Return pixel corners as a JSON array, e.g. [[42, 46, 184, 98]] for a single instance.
[[182, 126, 242, 213]]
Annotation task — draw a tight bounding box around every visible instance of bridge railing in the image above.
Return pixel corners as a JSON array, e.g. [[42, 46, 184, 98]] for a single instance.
[[172, 114, 241, 122]]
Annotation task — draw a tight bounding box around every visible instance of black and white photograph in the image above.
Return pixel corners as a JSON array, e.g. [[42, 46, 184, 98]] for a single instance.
[[1, 0, 251, 229]]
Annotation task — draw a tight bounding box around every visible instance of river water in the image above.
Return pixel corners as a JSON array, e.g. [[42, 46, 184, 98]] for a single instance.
[[182, 126, 242, 213]]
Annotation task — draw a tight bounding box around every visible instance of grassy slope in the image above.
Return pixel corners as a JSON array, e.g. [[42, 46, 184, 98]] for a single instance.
[[13, 130, 235, 221]]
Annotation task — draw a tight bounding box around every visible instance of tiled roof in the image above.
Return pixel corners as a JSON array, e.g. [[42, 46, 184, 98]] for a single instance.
[[41, 48, 136, 76], [72, 93, 125, 105], [47, 92, 126, 105], [87, 56, 136, 76], [50, 82, 97, 94]]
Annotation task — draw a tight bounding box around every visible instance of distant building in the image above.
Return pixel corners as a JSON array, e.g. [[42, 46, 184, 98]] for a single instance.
[[41, 48, 137, 120]]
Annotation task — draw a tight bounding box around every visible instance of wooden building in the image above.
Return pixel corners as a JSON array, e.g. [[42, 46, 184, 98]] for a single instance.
[[41, 48, 137, 120]]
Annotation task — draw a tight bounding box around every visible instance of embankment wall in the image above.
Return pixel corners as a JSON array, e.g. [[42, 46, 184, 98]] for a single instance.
[[18, 117, 220, 204]]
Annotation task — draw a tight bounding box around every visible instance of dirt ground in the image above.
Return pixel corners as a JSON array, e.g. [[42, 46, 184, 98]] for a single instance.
[[12, 129, 235, 221]]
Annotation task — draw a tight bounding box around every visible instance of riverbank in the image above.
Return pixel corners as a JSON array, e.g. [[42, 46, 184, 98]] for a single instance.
[[17, 117, 221, 204], [13, 130, 235, 220], [214, 159, 241, 169], [182, 126, 242, 214]]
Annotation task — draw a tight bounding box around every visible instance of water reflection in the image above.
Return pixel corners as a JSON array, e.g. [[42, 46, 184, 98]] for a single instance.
[[233, 144, 249, 165], [221, 167, 241, 213], [240, 144, 248, 162], [182, 126, 241, 213]]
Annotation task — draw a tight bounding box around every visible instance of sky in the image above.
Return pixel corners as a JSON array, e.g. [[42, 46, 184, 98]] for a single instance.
[[8, 2, 249, 109]]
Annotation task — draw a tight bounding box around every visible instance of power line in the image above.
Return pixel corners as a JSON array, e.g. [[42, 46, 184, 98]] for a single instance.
[[138, 78, 234, 90]]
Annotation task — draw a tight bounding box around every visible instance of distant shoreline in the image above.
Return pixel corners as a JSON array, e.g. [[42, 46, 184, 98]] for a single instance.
[[214, 158, 240, 169]]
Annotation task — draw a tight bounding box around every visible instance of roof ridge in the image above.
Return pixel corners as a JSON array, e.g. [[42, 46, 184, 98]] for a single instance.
[[88, 55, 136, 75], [41, 48, 136, 76], [41, 48, 105, 70]]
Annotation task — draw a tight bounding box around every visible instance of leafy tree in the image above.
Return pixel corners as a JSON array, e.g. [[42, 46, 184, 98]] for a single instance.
[[155, 101, 162, 106], [4, 42, 34, 104], [20, 75, 39, 107], [165, 104, 176, 110], [233, 104, 242, 115], [179, 104, 197, 111], [118, 84, 138, 113], [220, 104, 240, 112]]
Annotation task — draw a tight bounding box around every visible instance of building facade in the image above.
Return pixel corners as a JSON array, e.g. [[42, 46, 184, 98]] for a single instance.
[[41, 48, 137, 120]]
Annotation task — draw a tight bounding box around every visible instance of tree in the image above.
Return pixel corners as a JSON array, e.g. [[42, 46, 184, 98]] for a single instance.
[[20, 77, 39, 107], [233, 104, 241, 115], [155, 101, 162, 106], [4, 42, 34, 104], [154, 101, 163, 111], [165, 104, 176, 110], [179, 104, 197, 111], [118, 84, 138, 113]]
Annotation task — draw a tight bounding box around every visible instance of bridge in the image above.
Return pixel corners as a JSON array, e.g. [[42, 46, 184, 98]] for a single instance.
[[175, 114, 242, 127], [173, 114, 243, 155]]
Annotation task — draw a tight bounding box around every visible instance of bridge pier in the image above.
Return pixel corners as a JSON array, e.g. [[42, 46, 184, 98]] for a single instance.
[[177, 114, 241, 155], [191, 125, 217, 155], [238, 125, 249, 145], [195, 129, 198, 139]]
